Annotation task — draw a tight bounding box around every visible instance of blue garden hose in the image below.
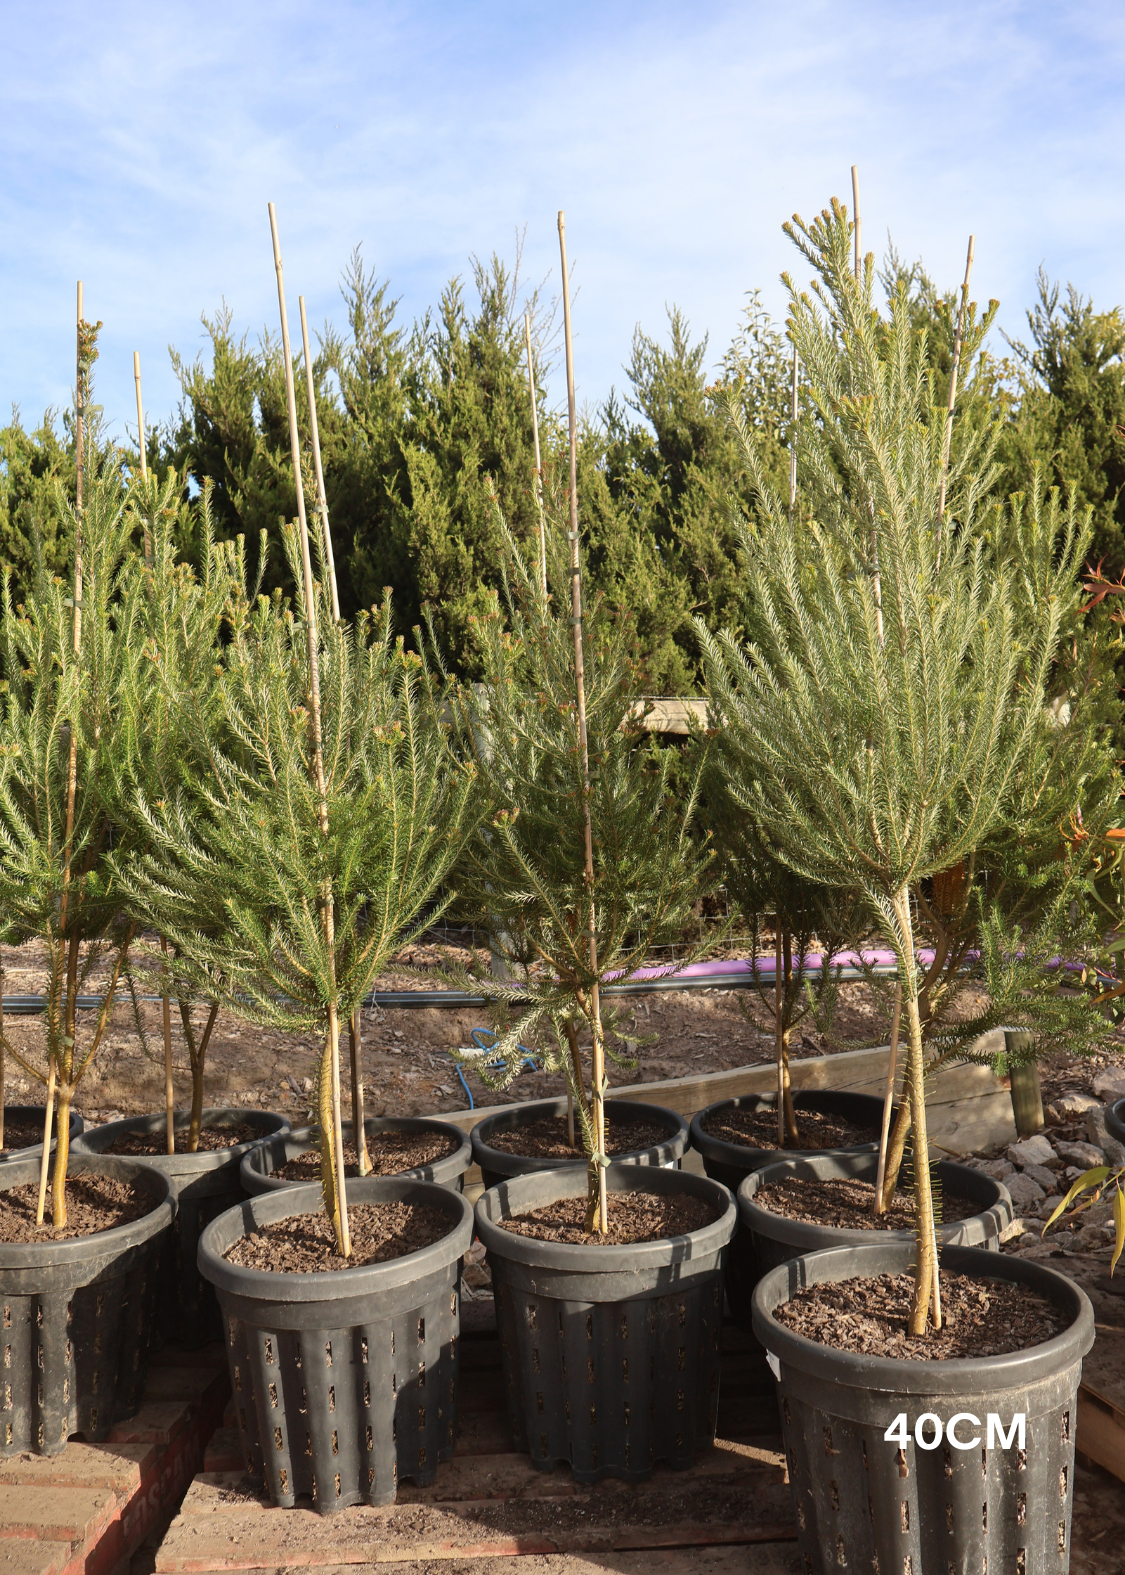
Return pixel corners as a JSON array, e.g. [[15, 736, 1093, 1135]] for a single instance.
[[452, 1027, 540, 1110]]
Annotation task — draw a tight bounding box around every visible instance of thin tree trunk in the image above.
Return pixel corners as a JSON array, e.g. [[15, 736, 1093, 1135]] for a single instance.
[[350, 1007, 370, 1175], [524, 310, 547, 601], [0, 953, 5, 1152], [873, 981, 902, 1216], [891, 886, 941, 1334], [162, 937, 175, 1154], [558, 211, 607, 1235], [775, 927, 785, 1146], [270, 203, 350, 1257], [182, 998, 219, 1153]]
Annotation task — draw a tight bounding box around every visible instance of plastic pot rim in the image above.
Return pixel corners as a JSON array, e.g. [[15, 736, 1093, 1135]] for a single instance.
[[737, 1153, 1013, 1252], [0, 1104, 84, 1160], [471, 1095, 688, 1174], [0, 1150, 175, 1271], [72, 1107, 290, 1177], [474, 1161, 736, 1275], [750, 1239, 1095, 1395], [1106, 1096, 1125, 1146], [197, 1174, 474, 1305], [689, 1091, 885, 1174]]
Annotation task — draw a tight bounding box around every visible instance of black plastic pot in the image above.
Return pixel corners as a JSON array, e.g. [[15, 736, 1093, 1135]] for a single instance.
[[1106, 1096, 1125, 1146], [72, 1107, 289, 1348], [0, 1104, 84, 1162], [690, 1090, 887, 1328], [198, 1175, 474, 1515], [752, 1241, 1094, 1575], [471, 1096, 688, 1191], [475, 1164, 737, 1482], [737, 1152, 1013, 1288], [0, 1151, 174, 1455], [241, 1117, 472, 1196]]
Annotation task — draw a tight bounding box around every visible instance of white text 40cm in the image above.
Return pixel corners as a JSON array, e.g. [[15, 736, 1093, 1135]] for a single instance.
[[884, 1414, 1025, 1450]]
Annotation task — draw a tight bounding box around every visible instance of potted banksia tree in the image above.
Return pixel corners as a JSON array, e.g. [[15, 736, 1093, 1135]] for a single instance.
[[79, 476, 290, 1348], [0, 307, 173, 1455], [466, 214, 736, 1484], [701, 198, 1103, 1573], [135, 227, 477, 1512]]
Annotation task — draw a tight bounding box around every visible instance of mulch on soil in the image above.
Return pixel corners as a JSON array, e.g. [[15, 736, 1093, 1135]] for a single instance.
[[486, 1114, 670, 1159], [499, 1189, 718, 1246], [752, 1174, 979, 1230], [224, 1199, 455, 1273], [0, 1111, 49, 1151], [102, 1121, 261, 1155], [274, 1129, 458, 1181], [703, 1104, 878, 1151], [772, 1270, 1064, 1359], [0, 1173, 156, 1241]]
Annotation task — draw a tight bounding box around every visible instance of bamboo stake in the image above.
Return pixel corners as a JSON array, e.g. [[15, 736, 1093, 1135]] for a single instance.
[[269, 204, 350, 1257], [851, 165, 861, 280], [524, 310, 547, 601], [788, 347, 798, 526], [38, 283, 87, 1226], [775, 926, 784, 1146], [936, 236, 975, 533], [873, 982, 902, 1215], [558, 211, 607, 1235], [0, 954, 5, 1153], [298, 296, 341, 623]]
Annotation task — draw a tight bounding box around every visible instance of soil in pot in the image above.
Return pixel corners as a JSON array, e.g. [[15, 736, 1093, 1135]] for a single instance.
[[498, 1189, 717, 1245], [0, 1173, 154, 1242], [100, 1120, 261, 1155], [702, 1103, 878, 1152], [773, 1269, 1065, 1359], [753, 1174, 979, 1231], [273, 1129, 458, 1181], [486, 1113, 670, 1160], [1, 1111, 61, 1152], [224, 1200, 455, 1273]]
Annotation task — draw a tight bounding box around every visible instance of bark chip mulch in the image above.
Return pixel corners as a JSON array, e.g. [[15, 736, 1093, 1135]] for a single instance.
[[102, 1121, 262, 1155], [753, 1175, 979, 1230], [499, 1189, 718, 1246], [702, 1104, 878, 1152], [274, 1129, 458, 1181], [224, 1200, 454, 1273], [0, 1175, 156, 1242], [772, 1271, 1065, 1359], [486, 1114, 671, 1160], [0, 1111, 50, 1152]]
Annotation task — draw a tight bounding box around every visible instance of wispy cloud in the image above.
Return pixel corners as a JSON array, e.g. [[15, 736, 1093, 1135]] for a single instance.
[[2, 1, 1124, 438]]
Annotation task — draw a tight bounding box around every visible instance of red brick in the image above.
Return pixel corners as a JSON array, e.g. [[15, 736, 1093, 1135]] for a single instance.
[[0, 1486, 116, 1546], [0, 1540, 71, 1575]]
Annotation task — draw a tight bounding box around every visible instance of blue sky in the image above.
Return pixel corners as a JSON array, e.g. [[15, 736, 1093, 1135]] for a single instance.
[[2, 1, 1124, 444]]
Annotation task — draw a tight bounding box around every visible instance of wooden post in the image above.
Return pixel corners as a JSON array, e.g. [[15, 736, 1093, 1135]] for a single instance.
[[558, 211, 607, 1235], [268, 204, 350, 1257], [524, 310, 548, 601], [298, 295, 341, 623], [937, 237, 975, 533]]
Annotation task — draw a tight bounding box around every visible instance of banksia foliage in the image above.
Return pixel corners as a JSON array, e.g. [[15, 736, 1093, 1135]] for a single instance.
[[700, 198, 1113, 1333], [450, 515, 717, 1218], [117, 526, 474, 1251]]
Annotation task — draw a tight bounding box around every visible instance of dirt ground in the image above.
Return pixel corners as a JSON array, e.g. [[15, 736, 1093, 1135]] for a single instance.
[[0, 935, 1006, 1127]]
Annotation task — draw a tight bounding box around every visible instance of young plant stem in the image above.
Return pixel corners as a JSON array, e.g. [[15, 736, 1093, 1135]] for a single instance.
[[39, 282, 86, 1228], [775, 927, 785, 1145], [558, 211, 607, 1235], [161, 936, 174, 1154], [269, 203, 350, 1257], [0, 954, 5, 1152], [299, 295, 341, 624], [936, 236, 975, 539], [873, 981, 902, 1216], [349, 1007, 370, 1175], [890, 886, 941, 1334], [524, 310, 547, 601], [179, 997, 219, 1153]]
